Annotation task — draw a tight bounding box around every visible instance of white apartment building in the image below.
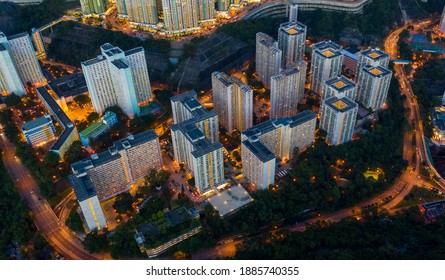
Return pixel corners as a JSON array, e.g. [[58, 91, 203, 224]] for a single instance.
[[69, 174, 107, 232], [0, 33, 26, 96], [270, 61, 307, 119], [278, 21, 307, 66], [116, 0, 158, 25], [356, 47, 390, 80], [70, 130, 163, 201], [31, 28, 46, 60], [82, 43, 152, 117], [256, 32, 282, 88], [322, 75, 357, 100], [22, 114, 56, 147], [212, 72, 253, 133], [356, 65, 392, 111], [320, 96, 358, 146], [162, 0, 199, 32], [170, 91, 225, 194], [1, 32, 45, 89], [241, 110, 316, 189], [310, 40, 343, 95]]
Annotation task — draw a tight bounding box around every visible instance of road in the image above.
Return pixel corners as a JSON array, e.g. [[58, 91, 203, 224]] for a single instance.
[[0, 134, 98, 260], [193, 17, 444, 259]]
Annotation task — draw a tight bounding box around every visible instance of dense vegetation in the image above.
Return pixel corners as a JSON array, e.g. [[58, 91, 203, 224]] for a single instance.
[[0, 109, 55, 197], [47, 21, 170, 67], [411, 58, 445, 138], [235, 207, 445, 259], [0, 154, 33, 259], [0, 0, 78, 34]]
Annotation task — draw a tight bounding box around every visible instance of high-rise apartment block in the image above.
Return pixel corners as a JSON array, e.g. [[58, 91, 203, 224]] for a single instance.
[[162, 0, 199, 32], [211, 72, 253, 133], [22, 114, 56, 147], [82, 43, 152, 117], [356, 65, 392, 111], [270, 61, 307, 119], [242, 110, 316, 189], [310, 41, 343, 95], [289, 3, 298, 22], [70, 130, 163, 201], [116, 0, 158, 25], [320, 96, 358, 146], [255, 32, 282, 88], [170, 91, 224, 194], [278, 21, 307, 66], [0, 32, 45, 95], [322, 75, 357, 100], [356, 48, 390, 79], [440, 6, 445, 34], [31, 28, 46, 60], [217, 0, 230, 11], [0, 33, 26, 96], [198, 0, 216, 22], [69, 174, 107, 231], [80, 0, 108, 15]]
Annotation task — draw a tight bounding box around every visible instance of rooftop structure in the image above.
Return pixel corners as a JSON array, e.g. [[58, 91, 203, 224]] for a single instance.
[[207, 185, 253, 217], [36, 86, 79, 156]]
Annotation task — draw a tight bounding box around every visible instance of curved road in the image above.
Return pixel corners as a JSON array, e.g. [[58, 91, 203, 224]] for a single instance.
[[0, 134, 98, 260]]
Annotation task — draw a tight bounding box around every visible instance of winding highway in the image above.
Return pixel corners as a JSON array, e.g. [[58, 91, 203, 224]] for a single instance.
[[0, 133, 98, 260]]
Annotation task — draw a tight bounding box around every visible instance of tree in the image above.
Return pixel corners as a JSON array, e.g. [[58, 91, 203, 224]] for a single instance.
[[82, 230, 109, 253], [43, 151, 60, 168], [66, 207, 85, 233], [5, 93, 21, 107], [73, 94, 91, 106], [113, 192, 135, 214], [63, 141, 86, 163], [86, 112, 100, 123]]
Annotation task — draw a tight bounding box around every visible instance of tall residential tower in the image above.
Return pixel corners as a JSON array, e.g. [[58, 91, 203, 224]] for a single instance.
[[81, 43, 152, 117], [270, 61, 307, 119], [278, 21, 307, 66], [212, 72, 253, 133], [310, 41, 343, 95], [256, 32, 282, 88]]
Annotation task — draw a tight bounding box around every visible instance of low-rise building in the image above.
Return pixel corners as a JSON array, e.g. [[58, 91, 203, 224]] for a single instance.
[[22, 114, 55, 147], [79, 111, 118, 147], [36, 85, 80, 156]]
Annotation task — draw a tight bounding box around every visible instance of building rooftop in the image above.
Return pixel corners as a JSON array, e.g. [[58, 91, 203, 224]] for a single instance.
[[7, 32, 28, 41], [68, 174, 97, 202], [124, 47, 144, 57], [279, 21, 306, 35], [362, 65, 392, 77], [164, 206, 193, 227], [22, 115, 52, 132], [45, 73, 88, 99], [208, 185, 253, 217], [242, 140, 276, 162], [314, 41, 342, 59], [80, 122, 106, 139], [325, 75, 356, 92], [325, 96, 358, 113], [36, 85, 76, 151], [361, 48, 389, 61], [111, 59, 129, 69], [243, 110, 316, 140]]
